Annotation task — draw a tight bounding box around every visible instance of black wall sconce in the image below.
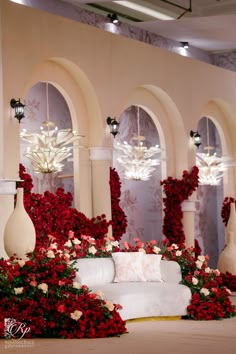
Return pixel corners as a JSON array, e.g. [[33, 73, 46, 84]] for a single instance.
[[10, 98, 25, 123], [181, 42, 189, 49], [107, 13, 119, 24], [190, 130, 201, 148], [107, 116, 119, 138]]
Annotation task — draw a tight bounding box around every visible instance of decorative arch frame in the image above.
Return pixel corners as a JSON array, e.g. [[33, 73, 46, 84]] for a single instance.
[[22, 58, 104, 216], [201, 98, 236, 197], [115, 84, 188, 180]]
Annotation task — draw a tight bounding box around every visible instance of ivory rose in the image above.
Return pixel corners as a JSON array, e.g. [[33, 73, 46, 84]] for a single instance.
[[70, 310, 83, 321]]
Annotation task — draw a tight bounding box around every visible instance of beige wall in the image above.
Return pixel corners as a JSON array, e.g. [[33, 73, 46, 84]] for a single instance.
[[1, 0, 236, 256]]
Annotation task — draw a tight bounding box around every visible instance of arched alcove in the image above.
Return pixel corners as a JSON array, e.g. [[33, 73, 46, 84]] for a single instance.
[[23, 58, 107, 218], [113, 105, 162, 243], [20, 82, 75, 197], [196, 99, 236, 267], [195, 117, 224, 268], [117, 84, 189, 179]]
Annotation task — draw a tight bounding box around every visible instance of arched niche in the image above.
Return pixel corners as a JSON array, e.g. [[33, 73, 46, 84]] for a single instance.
[[195, 98, 236, 267], [113, 105, 162, 244], [117, 85, 189, 179], [195, 117, 224, 268], [23, 58, 106, 218], [20, 82, 75, 198]]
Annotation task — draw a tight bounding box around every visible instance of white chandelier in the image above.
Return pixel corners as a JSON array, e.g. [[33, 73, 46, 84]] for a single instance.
[[20, 83, 83, 174], [196, 118, 235, 185], [115, 107, 161, 181]]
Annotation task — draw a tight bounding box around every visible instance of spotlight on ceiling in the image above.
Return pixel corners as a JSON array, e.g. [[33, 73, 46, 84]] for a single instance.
[[107, 13, 119, 24], [181, 42, 189, 49]]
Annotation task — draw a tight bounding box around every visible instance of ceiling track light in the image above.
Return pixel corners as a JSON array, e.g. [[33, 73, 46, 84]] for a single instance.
[[107, 13, 119, 24]]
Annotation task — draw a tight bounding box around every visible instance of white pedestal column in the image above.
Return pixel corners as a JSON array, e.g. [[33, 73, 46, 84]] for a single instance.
[[0, 180, 18, 259], [181, 200, 196, 248], [90, 147, 112, 223]]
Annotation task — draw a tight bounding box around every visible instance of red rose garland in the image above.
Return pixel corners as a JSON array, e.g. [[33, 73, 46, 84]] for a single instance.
[[220, 196, 236, 290], [221, 196, 236, 226], [161, 166, 200, 249], [109, 168, 128, 241]]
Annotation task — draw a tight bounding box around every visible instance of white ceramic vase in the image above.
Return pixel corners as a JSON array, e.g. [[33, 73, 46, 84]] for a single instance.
[[226, 202, 236, 245], [218, 231, 236, 275], [4, 188, 36, 259]]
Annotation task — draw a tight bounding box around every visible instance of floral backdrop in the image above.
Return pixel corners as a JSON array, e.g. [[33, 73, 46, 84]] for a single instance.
[[21, 92, 225, 268]]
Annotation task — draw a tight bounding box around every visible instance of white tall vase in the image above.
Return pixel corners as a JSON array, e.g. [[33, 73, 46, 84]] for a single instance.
[[4, 188, 36, 259], [218, 231, 236, 275], [226, 202, 236, 245]]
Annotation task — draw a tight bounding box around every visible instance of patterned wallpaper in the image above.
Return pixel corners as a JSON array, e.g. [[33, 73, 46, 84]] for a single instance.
[[213, 51, 236, 73]]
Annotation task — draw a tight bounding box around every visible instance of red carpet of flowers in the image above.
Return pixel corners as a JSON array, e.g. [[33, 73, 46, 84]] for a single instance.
[[0, 247, 126, 338]]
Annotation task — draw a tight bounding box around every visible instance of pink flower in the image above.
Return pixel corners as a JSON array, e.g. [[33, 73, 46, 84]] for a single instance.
[[122, 242, 129, 250], [149, 240, 157, 245]]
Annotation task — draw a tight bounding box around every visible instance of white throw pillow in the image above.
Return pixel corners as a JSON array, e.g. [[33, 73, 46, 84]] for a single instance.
[[142, 254, 163, 282], [112, 252, 146, 282]]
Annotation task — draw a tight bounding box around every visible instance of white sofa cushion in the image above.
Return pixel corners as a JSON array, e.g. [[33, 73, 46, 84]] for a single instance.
[[112, 252, 146, 282], [142, 254, 162, 282]]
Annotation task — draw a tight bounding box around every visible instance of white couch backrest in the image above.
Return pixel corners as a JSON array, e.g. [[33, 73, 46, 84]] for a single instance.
[[71, 257, 182, 286], [160, 260, 182, 283], [72, 258, 115, 287]]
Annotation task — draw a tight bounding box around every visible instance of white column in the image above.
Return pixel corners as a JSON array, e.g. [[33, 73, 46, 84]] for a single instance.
[[181, 200, 196, 248], [89, 147, 112, 222], [0, 180, 18, 259]]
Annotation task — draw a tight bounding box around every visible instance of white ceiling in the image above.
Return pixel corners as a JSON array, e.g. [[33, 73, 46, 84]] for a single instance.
[[60, 0, 236, 52]]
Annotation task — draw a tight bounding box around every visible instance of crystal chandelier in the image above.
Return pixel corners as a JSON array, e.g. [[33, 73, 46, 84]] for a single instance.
[[115, 107, 161, 181], [20, 83, 83, 173], [196, 118, 235, 185]]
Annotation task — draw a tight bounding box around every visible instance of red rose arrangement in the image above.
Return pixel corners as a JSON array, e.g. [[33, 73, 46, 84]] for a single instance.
[[160, 166, 200, 253], [109, 168, 128, 241]]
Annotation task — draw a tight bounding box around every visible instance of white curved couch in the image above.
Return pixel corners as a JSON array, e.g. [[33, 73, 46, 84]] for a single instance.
[[72, 256, 192, 321]]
